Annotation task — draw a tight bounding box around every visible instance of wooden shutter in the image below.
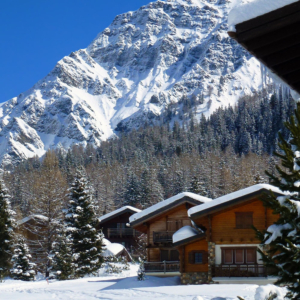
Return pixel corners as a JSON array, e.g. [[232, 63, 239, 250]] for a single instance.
[[202, 251, 208, 264], [188, 251, 195, 264], [235, 212, 253, 229], [246, 248, 256, 264], [223, 249, 233, 264], [235, 249, 244, 264]]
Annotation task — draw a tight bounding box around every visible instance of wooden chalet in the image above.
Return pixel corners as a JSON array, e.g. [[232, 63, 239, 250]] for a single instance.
[[228, 1, 300, 93], [98, 206, 141, 254], [129, 192, 212, 275], [173, 184, 284, 285]]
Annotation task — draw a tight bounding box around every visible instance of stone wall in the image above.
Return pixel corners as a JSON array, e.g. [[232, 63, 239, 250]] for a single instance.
[[181, 272, 208, 285], [208, 241, 216, 281]]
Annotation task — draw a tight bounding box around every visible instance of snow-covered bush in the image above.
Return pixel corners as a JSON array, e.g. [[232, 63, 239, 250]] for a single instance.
[[137, 257, 145, 281], [254, 285, 286, 300], [10, 237, 36, 281]]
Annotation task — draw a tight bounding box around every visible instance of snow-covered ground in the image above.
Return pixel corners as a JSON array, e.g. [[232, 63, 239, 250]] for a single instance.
[[0, 264, 286, 300]]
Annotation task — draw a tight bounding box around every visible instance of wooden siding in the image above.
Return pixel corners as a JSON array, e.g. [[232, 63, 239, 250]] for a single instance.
[[179, 239, 209, 273], [193, 198, 279, 245], [148, 203, 192, 245]]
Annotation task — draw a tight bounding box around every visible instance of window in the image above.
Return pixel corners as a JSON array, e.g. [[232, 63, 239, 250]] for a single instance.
[[195, 252, 203, 264], [235, 212, 253, 229], [222, 247, 257, 265], [160, 249, 179, 261], [188, 251, 208, 264]]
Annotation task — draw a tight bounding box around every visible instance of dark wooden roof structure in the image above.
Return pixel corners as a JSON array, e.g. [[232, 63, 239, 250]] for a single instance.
[[228, 1, 300, 93]]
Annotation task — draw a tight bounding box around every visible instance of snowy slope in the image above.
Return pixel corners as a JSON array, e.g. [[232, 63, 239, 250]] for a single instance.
[[0, 0, 265, 166]]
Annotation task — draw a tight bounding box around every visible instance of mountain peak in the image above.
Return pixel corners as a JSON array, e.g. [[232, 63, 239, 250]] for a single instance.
[[0, 0, 263, 166]]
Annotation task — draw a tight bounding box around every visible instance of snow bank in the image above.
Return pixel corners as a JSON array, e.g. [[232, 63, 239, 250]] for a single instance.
[[17, 214, 48, 225], [99, 206, 141, 223], [129, 192, 211, 224], [173, 225, 200, 243], [228, 0, 298, 32], [188, 184, 285, 217], [255, 284, 286, 300]]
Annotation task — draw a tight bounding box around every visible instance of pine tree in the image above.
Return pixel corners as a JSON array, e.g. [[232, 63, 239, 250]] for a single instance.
[[11, 237, 36, 281], [65, 168, 104, 278], [50, 225, 73, 280], [256, 103, 300, 300], [0, 179, 15, 278]]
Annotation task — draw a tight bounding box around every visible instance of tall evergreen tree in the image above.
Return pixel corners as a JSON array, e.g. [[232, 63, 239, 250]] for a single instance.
[[0, 179, 15, 278], [256, 103, 300, 300], [50, 225, 73, 280], [65, 168, 104, 278], [10, 237, 36, 281]]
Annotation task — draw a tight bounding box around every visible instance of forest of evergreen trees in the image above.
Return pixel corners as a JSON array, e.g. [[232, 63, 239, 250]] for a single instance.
[[3, 88, 295, 220]]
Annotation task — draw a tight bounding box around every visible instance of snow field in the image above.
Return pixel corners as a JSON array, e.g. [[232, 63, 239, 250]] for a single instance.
[[0, 263, 286, 300]]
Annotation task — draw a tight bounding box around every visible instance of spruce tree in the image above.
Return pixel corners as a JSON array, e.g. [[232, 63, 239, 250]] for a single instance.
[[65, 168, 104, 278], [11, 237, 36, 281], [50, 225, 73, 280], [0, 179, 15, 278], [256, 102, 300, 300]]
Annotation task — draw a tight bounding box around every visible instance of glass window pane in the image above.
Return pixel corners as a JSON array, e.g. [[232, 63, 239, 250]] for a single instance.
[[170, 250, 179, 261], [161, 250, 169, 261], [195, 252, 203, 263]]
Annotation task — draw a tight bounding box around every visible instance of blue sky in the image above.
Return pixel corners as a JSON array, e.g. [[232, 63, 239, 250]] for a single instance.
[[0, 0, 150, 103]]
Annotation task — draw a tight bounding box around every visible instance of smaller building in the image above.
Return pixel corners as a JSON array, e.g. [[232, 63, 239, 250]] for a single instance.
[[98, 206, 141, 254], [129, 192, 212, 276], [173, 184, 285, 285]]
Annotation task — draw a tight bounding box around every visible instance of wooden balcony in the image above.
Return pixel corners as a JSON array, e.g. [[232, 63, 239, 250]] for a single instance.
[[144, 261, 180, 273], [107, 228, 138, 238], [213, 264, 267, 277], [153, 231, 175, 243]]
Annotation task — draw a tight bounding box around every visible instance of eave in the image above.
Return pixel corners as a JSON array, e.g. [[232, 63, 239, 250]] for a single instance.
[[228, 1, 300, 93]]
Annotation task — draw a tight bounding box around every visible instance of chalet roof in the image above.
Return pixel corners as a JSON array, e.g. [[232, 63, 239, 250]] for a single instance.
[[129, 192, 211, 227], [102, 238, 125, 257], [188, 184, 285, 219], [98, 206, 141, 223], [228, 0, 300, 94], [172, 225, 205, 247], [18, 214, 49, 226]]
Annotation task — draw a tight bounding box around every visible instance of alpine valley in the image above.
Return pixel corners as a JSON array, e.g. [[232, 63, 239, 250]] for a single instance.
[[0, 0, 264, 166]]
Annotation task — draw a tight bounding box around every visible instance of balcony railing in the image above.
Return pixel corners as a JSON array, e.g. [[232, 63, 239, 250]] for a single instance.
[[153, 231, 175, 243], [144, 261, 180, 273], [107, 228, 137, 238], [213, 264, 267, 277]]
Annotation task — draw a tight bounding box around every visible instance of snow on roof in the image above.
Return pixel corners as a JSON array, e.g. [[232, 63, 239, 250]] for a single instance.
[[172, 225, 200, 244], [99, 206, 141, 223], [102, 242, 125, 257], [188, 184, 285, 217], [228, 0, 298, 32], [17, 214, 49, 225], [129, 192, 212, 224]]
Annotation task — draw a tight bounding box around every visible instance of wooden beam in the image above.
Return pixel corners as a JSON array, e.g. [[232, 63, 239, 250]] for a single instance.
[[261, 44, 300, 67], [253, 35, 300, 59], [272, 57, 300, 75], [237, 11, 300, 43], [208, 215, 212, 242], [236, 1, 300, 34], [242, 22, 300, 51], [285, 70, 300, 84]]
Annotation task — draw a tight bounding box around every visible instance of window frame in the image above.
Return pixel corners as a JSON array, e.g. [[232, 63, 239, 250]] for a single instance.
[[188, 250, 208, 265], [221, 247, 257, 265]]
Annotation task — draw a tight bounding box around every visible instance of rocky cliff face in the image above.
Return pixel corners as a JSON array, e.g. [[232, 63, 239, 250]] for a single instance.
[[0, 0, 263, 166]]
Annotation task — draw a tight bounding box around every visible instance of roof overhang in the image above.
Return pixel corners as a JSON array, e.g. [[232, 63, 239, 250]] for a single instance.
[[228, 1, 300, 93], [189, 188, 283, 220], [130, 197, 203, 228], [99, 207, 139, 224], [173, 232, 206, 247]]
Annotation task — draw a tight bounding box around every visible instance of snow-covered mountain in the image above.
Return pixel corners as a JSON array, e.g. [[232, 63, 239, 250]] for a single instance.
[[0, 0, 264, 166]]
